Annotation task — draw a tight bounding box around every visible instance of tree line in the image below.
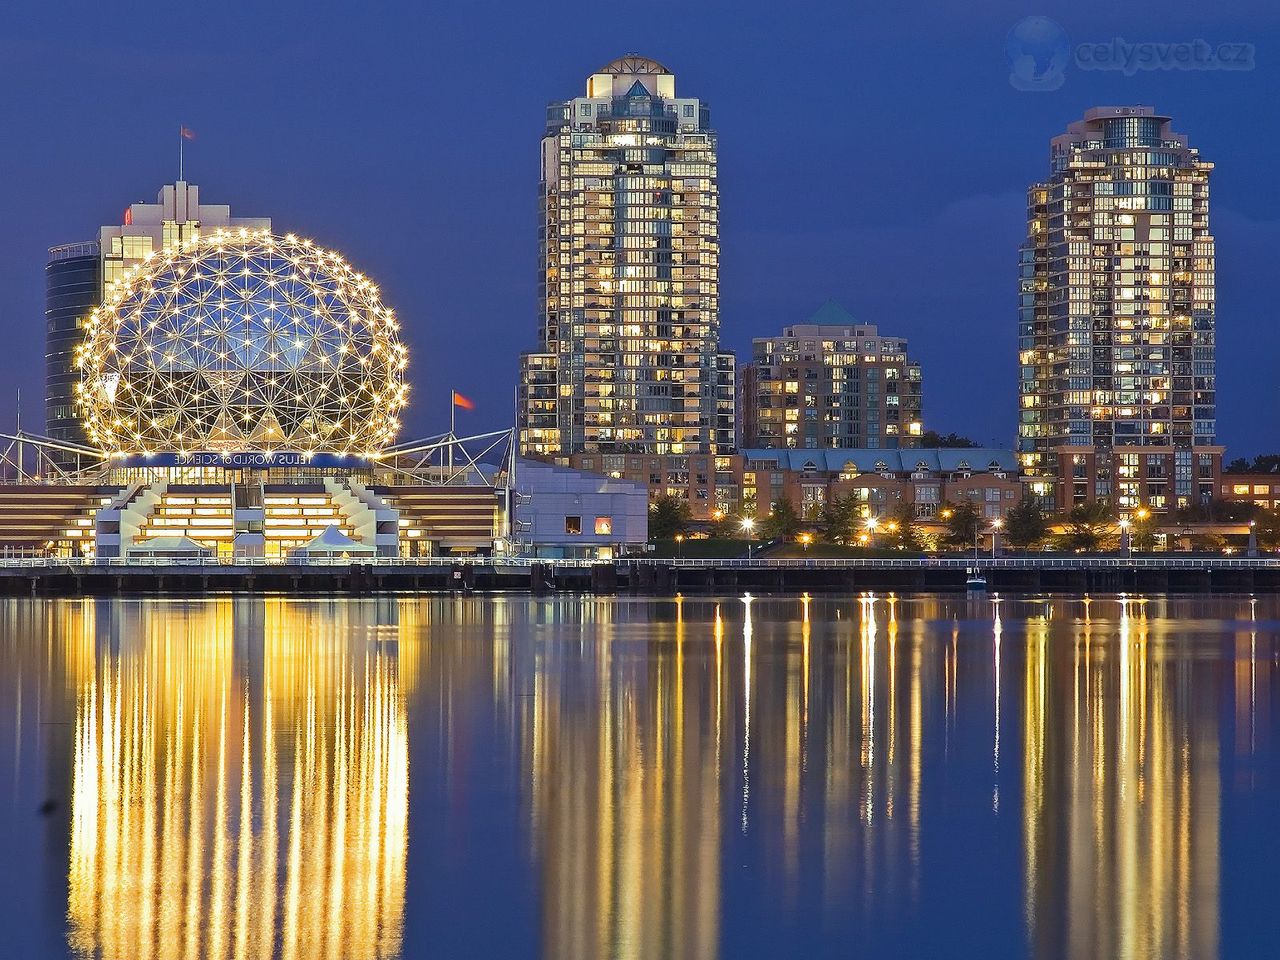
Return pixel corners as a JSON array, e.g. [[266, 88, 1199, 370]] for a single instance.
[[649, 493, 1280, 552]]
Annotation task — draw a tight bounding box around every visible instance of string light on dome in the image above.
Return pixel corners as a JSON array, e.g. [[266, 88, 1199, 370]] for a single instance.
[[74, 231, 407, 456]]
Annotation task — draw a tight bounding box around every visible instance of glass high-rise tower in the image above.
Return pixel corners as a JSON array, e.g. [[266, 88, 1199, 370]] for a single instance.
[[1018, 107, 1218, 511], [518, 55, 734, 458]]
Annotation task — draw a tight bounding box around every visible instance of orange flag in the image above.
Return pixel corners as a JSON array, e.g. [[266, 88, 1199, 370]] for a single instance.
[[452, 391, 475, 410]]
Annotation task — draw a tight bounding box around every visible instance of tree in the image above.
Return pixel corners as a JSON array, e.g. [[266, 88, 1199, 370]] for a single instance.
[[1003, 496, 1048, 549], [648, 495, 690, 540], [762, 497, 802, 541], [1057, 501, 1114, 552], [707, 510, 741, 539], [940, 501, 981, 549], [1172, 498, 1256, 525], [819, 492, 860, 544], [886, 502, 922, 551], [1130, 511, 1159, 552], [919, 430, 980, 448], [1224, 454, 1280, 475]]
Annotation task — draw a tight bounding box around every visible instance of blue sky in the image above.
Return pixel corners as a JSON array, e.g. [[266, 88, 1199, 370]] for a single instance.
[[0, 0, 1276, 454]]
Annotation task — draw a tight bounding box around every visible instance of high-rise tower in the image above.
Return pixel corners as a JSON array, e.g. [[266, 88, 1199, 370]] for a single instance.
[[1018, 107, 1218, 511], [518, 55, 733, 458]]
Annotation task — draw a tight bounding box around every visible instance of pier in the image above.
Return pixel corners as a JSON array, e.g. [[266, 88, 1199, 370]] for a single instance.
[[1, 555, 1279, 595]]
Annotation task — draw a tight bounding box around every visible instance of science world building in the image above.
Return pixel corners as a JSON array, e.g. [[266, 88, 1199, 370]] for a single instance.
[[6, 225, 646, 560]]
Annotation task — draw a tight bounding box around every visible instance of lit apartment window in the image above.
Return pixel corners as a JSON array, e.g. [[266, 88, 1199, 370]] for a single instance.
[[594, 517, 613, 535], [565, 516, 582, 535]]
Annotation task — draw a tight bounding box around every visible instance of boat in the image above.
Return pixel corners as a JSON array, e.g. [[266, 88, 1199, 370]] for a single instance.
[[965, 567, 987, 591]]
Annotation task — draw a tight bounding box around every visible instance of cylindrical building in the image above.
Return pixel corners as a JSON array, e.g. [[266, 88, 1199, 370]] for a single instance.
[[45, 244, 102, 457]]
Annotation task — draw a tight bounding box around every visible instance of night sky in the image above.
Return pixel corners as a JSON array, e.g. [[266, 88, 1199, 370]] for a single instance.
[[1, 1, 1276, 455]]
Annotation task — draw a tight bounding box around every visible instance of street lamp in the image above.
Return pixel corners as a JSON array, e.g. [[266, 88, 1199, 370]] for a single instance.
[[990, 517, 1003, 558], [674, 533, 685, 559], [799, 532, 813, 553], [740, 517, 756, 558], [1119, 517, 1131, 558], [1249, 518, 1259, 557]]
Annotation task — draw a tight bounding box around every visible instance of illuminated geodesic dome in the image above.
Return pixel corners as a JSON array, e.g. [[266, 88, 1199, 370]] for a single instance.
[[76, 230, 408, 456]]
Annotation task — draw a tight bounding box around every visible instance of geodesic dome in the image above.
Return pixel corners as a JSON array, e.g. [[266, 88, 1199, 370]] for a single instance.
[[76, 230, 408, 456]]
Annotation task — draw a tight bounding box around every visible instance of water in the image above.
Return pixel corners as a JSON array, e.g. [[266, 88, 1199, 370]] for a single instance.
[[0, 593, 1277, 960]]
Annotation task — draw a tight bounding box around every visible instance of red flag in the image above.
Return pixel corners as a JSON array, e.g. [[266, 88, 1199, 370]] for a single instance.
[[180, 126, 197, 140], [452, 391, 475, 411]]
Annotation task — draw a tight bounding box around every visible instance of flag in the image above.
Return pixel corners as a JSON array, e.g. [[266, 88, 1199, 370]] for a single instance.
[[180, 126, 197, 140], [452, 391, 475, 411]]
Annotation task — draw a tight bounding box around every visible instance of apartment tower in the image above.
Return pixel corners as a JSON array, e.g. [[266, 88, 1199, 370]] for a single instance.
[[1018, 107, 1219, 510], [518, 55, 733, 458]]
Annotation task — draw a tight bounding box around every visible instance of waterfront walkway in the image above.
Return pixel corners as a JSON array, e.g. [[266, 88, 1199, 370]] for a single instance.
[[0, 554, 1277, 594]]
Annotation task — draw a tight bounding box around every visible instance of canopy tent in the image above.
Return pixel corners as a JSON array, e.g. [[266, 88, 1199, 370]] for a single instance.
[[127, 535, 215, 559], [287, 525, 376, 559]]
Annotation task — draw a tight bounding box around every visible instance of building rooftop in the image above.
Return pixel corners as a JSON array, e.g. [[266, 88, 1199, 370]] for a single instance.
[[595, 54, 672, 76], [740, 448, 1019, 474], [771, 300, 883, 339]]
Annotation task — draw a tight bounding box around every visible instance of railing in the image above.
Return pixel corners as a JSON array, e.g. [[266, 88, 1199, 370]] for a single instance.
[[0, 555, 1278, 572], [48, 241, 101, 261], [0, 555, 591, 569], [647, 556, 1280, 570]]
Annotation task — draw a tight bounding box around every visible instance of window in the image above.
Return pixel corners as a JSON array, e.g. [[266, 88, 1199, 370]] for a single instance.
[[565, 516, 581, 535], [1233, 485, 1250, 496], [594, 517, 612, 535]]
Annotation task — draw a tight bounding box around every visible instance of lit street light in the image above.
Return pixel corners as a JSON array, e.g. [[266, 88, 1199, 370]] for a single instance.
[[740, 517, 756, 558], [675, 533, 685, 559], [990, 517, 1003, 558], [1119, 517, 1131, 558]]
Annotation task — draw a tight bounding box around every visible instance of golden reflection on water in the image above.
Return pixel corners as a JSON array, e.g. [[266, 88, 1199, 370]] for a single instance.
[[0, 593, 1263, 960], [1022, 597, 1222, 960], [62, 599, 408, 960]]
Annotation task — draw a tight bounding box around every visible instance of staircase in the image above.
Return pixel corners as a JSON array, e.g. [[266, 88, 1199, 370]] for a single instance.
[[121, 483, 367, 557], [138, 485, 234, 553], [371, 485, 498, 555], [0, 485, 117, 557], [262, 485, 354, 557]]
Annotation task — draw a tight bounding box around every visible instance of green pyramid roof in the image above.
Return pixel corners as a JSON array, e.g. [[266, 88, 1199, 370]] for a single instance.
[[805, 299, 858, 326]]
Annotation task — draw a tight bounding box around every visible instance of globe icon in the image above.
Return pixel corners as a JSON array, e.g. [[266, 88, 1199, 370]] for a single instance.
[[1007, 17, 1070, 91]]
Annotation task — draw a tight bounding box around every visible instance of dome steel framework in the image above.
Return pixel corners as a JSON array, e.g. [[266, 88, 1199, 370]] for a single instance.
[[76, 230, 408, 457]]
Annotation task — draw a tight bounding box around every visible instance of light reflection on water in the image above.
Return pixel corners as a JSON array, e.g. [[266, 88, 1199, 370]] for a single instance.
[[0, 594, 1275, 959]]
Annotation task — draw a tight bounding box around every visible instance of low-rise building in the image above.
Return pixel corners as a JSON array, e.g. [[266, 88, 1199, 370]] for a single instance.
[[569, 448, 1022, 523], [1219, 473, 1280, 511], [512, 458, 648, 558], [1052, 445, 1222, 513], [739, 302, 923, 450], [739, 448, 1022, 521]]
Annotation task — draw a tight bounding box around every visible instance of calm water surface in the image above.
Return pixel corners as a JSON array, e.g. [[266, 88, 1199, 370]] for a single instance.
[[0, 594, 1278, 959]]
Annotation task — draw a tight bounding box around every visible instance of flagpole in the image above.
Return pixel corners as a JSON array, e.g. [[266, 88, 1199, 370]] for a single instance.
[[448, 389, 455, 482], [179, 124, 183, 181]]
